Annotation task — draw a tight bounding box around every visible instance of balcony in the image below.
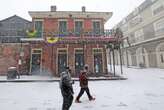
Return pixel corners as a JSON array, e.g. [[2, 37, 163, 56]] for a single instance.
[[41, 29, 119, 44], [43, 29, 116, 38], [0, 29, 119, 43]]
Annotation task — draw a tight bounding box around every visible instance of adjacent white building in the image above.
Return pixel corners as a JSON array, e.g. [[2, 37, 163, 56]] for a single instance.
[[113, 0, 164, 69]]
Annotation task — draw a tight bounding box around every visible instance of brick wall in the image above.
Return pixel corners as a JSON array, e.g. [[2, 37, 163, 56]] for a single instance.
[[43, 18, 104, 34], [0, 44, 30, 75]]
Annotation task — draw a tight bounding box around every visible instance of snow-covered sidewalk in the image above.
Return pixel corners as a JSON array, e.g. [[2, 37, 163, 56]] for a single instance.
[[0, 67, 164, 110], [0, 71, 126, 82]]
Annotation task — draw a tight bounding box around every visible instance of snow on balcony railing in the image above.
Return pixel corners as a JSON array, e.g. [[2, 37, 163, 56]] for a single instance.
[[42, 29, 115, 38], [0, 29, 117, 43]]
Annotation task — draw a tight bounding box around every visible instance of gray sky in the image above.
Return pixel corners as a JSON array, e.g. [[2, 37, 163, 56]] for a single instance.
[[0, 0, 145, 28]]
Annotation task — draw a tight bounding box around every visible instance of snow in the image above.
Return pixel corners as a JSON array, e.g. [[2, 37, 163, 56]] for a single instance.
[[0, 75, 57, 81], [0, 66, 164, 110]]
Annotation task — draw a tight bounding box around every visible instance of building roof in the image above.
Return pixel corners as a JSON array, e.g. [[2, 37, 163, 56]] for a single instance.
[[0, 15, 31, 23], [28, 11, 113, 23]]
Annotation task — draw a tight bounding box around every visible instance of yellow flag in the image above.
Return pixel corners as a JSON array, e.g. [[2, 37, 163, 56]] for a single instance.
[[46, 37, 59, 44], [26, 30, 37, 38]]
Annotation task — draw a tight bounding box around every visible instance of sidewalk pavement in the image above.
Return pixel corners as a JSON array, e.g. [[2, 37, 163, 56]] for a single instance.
[[0, 74, 127, 83]]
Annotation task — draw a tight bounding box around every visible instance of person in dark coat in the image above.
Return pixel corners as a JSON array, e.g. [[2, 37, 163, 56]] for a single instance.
[[75, 66, 95, 103], [60, 67, 74, 110]]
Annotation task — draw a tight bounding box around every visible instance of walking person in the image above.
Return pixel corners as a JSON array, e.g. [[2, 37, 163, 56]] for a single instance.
[[75, 65, 95, 103], [59, 66, 74, 110]]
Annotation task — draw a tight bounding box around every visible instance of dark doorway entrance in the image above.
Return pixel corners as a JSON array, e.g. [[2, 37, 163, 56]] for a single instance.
[[93, 49, 103, 73], [58, 49, 67, 74], [31, 49, 42, 74], [75, 49, 84, 75]]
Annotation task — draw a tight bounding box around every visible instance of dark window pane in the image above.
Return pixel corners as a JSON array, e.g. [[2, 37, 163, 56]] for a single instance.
[[93, 21, 101, 35], [75, 21, 83, 36], [35, 21, 43, 38], [59, 21, 67, 35]]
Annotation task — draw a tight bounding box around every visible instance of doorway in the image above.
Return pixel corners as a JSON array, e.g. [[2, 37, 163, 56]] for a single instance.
[[30, 49, 42, 74], [93, 49, 103, 73], [75, 49, 84, 75], [58, 49, 67, 74]]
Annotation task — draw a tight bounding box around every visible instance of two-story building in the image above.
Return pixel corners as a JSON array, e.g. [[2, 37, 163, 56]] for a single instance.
[[20, 6, 116, 76]]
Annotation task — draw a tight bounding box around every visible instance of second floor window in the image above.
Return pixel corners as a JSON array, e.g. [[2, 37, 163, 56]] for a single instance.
[[154, 18, 164, 35], [75, 21, 83, 36], [59, 21, 67, 35], [134, 29, 144, 43], [151, 1, 164, 16], [34, 21, 43, 38], [93, 21, 101, 35], [129, 15, 142, 28]]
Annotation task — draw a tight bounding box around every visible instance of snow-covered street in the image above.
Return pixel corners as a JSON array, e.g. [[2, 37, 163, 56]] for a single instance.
[[0, 67, 164, 110]]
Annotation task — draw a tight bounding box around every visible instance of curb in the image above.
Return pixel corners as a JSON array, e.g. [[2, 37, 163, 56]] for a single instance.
[[0, 77, 127, 83]]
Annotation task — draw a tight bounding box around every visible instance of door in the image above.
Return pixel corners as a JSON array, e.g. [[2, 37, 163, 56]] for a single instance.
[[58, 52, 67, 74], [31, 54, 41, 74], [75, 52, 84, 75], [94, 53, 103, 73]]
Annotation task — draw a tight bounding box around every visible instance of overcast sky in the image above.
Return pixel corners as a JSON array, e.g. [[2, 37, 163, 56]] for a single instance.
[[0, 0, 145, 28]]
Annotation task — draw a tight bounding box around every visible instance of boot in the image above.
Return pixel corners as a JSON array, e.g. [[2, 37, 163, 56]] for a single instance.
[[89, 97, 95, 101], [75, 98, 82, 103]]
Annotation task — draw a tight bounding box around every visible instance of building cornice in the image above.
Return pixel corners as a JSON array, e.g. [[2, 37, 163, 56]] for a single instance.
[[28, 11, 113, 23]]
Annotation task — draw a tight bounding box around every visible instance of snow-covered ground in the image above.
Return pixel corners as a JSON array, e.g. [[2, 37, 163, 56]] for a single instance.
[[0, 66, 164, 110]]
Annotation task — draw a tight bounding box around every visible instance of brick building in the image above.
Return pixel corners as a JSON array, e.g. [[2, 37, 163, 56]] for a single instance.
[[21, 6, 118, 77], [0, 6, 119, 76]]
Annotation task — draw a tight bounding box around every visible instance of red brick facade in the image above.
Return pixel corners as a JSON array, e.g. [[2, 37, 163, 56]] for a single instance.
[[0, 10, 114, 76], [28, 43, 107, 76]]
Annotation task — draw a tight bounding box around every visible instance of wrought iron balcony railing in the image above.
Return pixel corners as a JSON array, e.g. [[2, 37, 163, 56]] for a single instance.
[[0, 29, 118, 43], [41, 29, 116, 38]]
